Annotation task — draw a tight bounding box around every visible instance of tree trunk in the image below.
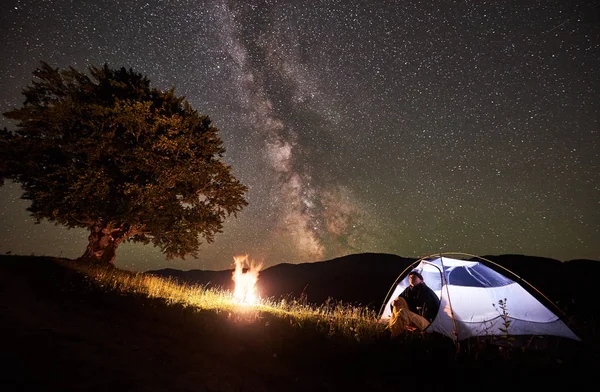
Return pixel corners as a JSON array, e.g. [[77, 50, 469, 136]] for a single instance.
[[80, 222, 127, 264]]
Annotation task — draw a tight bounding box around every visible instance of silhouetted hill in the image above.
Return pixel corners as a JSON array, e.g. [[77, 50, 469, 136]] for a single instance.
[[148, 253, 416, 310], [149, 253, 600, 320]]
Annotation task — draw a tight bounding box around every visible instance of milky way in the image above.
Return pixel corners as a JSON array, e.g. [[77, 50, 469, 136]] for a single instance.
[[0, 0, 598, 271]]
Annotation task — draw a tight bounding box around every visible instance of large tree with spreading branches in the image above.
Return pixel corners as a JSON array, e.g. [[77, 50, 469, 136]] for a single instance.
[[0, 62, 248, 264]]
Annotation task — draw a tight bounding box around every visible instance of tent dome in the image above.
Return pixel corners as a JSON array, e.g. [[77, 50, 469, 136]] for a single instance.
[[380, 253, 580, 341]]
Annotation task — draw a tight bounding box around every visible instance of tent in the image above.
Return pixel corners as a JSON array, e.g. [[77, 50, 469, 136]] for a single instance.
[[379, 253, 580, 341]]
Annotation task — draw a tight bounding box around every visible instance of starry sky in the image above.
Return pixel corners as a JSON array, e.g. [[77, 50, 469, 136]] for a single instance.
[[0, 0, 598, 272]]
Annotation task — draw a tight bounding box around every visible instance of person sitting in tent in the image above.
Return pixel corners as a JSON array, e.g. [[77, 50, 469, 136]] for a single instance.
[[387, 271, 440, 336], [399, 271, 440, 322]]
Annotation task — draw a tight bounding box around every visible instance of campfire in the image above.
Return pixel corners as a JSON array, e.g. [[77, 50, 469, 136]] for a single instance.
[[231, 255, 262, 305]]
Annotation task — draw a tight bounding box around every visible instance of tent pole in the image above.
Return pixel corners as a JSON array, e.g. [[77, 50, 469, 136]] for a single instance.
[[438, 254, 460, 345], [451, 252, 568, 317]]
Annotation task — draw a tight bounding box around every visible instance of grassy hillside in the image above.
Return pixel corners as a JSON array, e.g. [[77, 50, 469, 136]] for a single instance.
[[1, 255, 597, 391], [149, 252, 600, 339]]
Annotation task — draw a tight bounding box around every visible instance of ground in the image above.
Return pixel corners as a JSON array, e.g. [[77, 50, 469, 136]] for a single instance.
[[1, 256, 596, 391]]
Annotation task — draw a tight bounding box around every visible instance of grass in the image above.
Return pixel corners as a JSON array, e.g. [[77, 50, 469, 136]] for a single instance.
[[3, 255, 597, 390], [63, 258, 600, 351], [65, 259, 389, 344]]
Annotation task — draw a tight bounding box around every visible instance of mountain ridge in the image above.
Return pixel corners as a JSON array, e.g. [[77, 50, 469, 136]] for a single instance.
[[147, 252, 600, 322]]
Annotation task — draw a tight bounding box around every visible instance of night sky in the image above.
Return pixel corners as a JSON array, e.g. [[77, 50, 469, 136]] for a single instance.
[[1, 0, 598, 272]]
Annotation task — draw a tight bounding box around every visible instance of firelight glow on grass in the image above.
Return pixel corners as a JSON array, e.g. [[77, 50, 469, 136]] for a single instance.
[[63, 258, 387, 342]]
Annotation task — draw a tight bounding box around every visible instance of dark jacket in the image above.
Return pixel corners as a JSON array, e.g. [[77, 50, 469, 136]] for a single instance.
[[399, 283, 440, 322]]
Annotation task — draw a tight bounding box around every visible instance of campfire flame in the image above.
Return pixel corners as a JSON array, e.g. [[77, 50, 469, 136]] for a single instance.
[[232, 255, 262, 305]]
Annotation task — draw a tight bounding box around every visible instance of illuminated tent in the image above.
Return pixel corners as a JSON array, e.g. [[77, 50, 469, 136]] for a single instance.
[[379, 253, 580, 341]]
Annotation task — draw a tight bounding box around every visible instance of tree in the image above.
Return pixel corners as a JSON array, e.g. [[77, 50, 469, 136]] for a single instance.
[[0, 62, 248, 264]]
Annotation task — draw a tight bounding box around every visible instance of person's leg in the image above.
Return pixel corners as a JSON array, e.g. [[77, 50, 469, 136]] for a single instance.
[[406, 311, 430, 330]]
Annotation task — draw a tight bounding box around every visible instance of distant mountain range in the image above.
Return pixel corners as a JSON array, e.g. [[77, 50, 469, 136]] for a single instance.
[[147, 253, 600, 319]]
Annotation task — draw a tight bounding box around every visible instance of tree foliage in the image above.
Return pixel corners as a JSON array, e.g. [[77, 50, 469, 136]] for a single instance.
[[0, 62, 248, 263]]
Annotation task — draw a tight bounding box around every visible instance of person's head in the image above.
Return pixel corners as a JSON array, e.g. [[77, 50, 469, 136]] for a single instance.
[[408, 271, 424, 287]]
